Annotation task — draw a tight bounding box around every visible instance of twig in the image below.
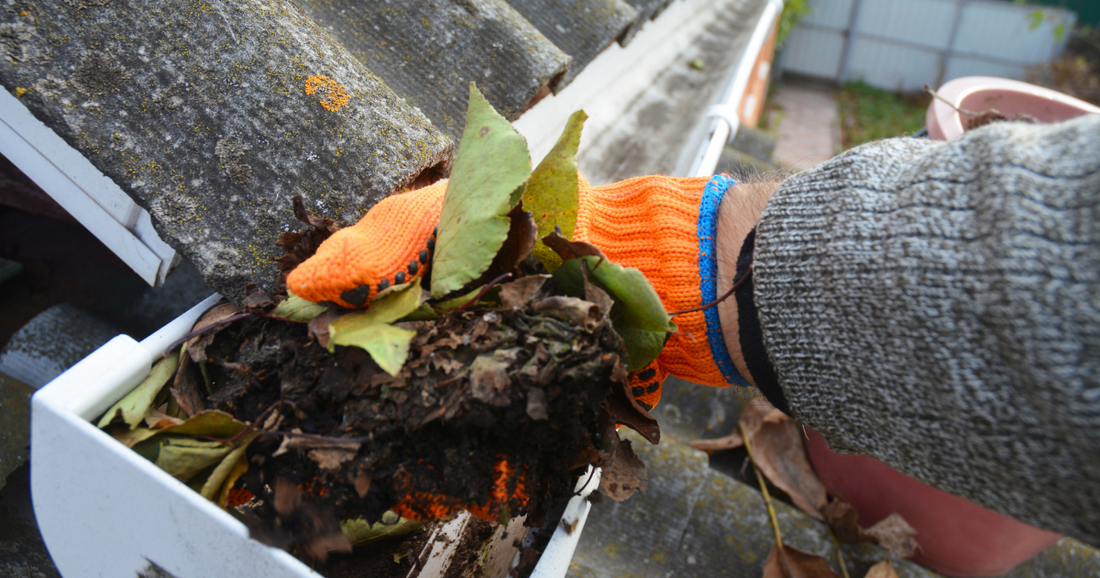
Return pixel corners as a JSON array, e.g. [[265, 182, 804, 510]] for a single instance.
[[667, 265, 752, 317], [162, 312, 306, 356], [741, 421, 783, 549], [257, 430, 372, 444], [194, 399, 296, 445], [829, 529, 851, 578], [455, 272, 512, 312], [924, 85, 987, 118]]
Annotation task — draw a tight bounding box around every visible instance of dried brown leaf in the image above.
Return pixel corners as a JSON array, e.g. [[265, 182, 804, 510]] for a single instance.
[[688, 429, 744, 452], [187, 302, 240, 363], [762, 544, 841, 578], [499, 275, 549, 309], [541, 227, 607, 262], [865, 513, 920, 559], [308, 446, 360, 471], [241, 284, 274, 312], [599, 429, 647, 501], [965, 109, 1009, 130], [742, 400, 828, 521], [863, 560, 899, 578], [604, 362, 660, 445], [469, 350, 514, 407], [354, 471, 372, 498], [170, 351, 206, 418], [308, 307, 342, 349], [526, 387, 549, 420], [822, 498, 866, 543]]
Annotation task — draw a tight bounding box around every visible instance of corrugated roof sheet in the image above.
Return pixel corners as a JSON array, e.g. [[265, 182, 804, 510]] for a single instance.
[[298, 0, 571, 140], [0, 0, 746, 303], [507, 0, 637, 88]]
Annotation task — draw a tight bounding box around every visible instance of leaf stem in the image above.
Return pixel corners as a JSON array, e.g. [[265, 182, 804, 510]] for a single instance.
[[668, 265, 752, 317], [163, 312, 307, 357], [194, 399, 295, 445], [924, 85, 986, 118], [829, 528, 852, 578], [742, 421, 783, 549], [454, 272, 512, 312]]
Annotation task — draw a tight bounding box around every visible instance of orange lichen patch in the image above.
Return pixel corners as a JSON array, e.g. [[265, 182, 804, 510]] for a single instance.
[[14, 87, 27, 98], [227, 487, 255, 508], [390, 456, 529, 523], [304, 74, 350, 112], [288, 180, 446, 308]]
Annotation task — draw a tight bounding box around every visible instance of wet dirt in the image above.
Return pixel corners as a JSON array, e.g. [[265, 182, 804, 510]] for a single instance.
[[186, 275, 634, 573]]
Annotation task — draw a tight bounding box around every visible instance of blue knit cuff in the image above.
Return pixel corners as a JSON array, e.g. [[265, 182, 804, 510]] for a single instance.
[[698, 175, 749, 387]]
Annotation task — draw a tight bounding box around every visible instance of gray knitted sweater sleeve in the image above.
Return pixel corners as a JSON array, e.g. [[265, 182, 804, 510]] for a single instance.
[[753, 114, 1100, 545]]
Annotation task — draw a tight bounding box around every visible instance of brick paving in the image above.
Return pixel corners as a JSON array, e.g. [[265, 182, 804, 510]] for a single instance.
[[770, 79, 841, 171]]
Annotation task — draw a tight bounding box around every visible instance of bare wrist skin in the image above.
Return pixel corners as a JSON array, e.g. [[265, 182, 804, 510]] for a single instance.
[[715, 180, 780, 388]]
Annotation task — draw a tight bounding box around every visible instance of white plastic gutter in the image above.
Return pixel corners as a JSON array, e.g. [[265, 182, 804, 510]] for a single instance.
[[0, 88, 178, 286], [688, 0, 784, 177]]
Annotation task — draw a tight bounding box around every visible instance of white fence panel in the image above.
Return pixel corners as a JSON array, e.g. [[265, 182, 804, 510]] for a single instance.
[[781, 26, 846, 78], [779, 0, 1075, 91], [801, 0, 855, 27], [855, 0, 957, 47], [845, 38, 942, 90], [954, 1, 1064, 63]]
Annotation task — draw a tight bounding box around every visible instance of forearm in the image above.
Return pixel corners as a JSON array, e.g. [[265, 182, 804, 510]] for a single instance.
[[746, 114, 1100, 543]]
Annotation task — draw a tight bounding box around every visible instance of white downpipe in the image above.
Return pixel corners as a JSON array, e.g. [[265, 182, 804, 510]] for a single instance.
[[690, 0, 784, 177]]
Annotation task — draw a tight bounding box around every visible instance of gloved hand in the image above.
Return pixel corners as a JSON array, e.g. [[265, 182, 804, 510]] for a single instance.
[[287, 174, 750, 412]]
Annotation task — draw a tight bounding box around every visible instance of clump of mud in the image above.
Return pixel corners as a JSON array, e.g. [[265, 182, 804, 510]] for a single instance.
[[183, 271, 648, 574]]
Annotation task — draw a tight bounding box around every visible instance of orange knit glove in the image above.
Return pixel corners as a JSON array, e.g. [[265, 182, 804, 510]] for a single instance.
[[287, 175, 749, 409]]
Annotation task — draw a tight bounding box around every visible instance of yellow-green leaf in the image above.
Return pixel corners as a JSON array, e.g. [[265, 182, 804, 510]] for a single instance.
[[272, 292, 330, 322], [97, 351, 181, 430], [526, 110, 586, 271], [341, 512, 423, 546], [431, 83, 532, 299], [328, 282, 425, 375], [201, 432, 259, 507], [153, 437, 234, 484], [109, 410, 248, 448]]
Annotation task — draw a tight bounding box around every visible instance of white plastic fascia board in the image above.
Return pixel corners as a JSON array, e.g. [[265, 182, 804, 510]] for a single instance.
[[512, 0, 742, 167], [688, 0, 784, 177], [0, 87, 176, 286], [31, 292, 590, 578]]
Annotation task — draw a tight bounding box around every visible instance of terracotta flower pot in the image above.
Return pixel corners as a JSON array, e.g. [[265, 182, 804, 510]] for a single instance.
[[804, 428, 1062, 577], [926, 75, 1100, 141]]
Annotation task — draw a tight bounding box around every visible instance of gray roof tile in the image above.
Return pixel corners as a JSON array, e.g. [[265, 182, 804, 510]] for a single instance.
[[0, 0, 742, 303], [0, 0, 452, 304], [298, 0, 571, 141], [506, 0, 637, 89]]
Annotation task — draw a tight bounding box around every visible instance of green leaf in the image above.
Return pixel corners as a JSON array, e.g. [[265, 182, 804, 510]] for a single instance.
[[526, 110, 585, 271], [553, 256, 674, 371], [328, 282, 426, 375], [97, 351, 181, 430], [153, 437, 235, 484], [401, 302, 441, 322], [272, 292, 330, 322], [432, 285, 485, 313], [1028, 9, 1044, 30], [109, 410, 247, 448], [431, 83, 531, 299], [201, 432, 258, 507], [341, 512, 423, 546]]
